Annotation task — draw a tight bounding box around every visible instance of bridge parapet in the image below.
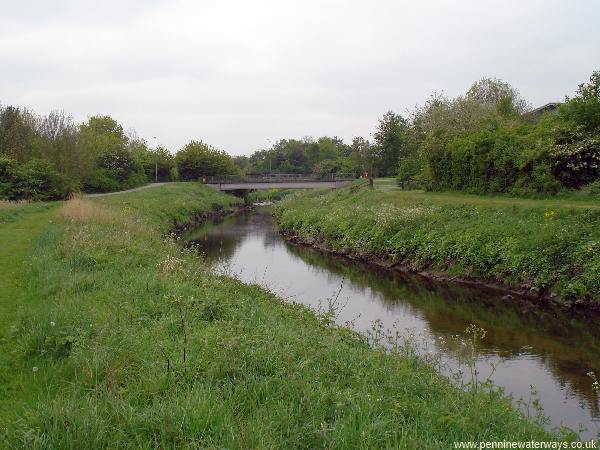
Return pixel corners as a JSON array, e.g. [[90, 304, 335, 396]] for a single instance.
[[203, 173, 356, 192], [204, 173, 355, 184]]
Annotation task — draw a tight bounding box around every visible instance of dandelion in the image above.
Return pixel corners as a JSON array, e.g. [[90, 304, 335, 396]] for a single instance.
[[50, 321, 56, 327], [32, 366, 38, 373]]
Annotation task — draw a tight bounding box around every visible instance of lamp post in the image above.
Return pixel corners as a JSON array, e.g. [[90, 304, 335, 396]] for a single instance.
[[153, 137, 158, 183], [267, 138, 272, 175]]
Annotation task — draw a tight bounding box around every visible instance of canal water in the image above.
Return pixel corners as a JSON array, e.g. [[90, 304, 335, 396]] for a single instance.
[[185, 208, 600, 437]]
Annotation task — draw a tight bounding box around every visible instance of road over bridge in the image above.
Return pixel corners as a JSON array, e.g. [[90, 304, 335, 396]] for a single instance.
[[204, 174, 355, 192]]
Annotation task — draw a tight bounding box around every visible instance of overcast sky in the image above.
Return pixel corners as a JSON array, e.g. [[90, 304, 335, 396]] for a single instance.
[[1, 0, 599, 155]]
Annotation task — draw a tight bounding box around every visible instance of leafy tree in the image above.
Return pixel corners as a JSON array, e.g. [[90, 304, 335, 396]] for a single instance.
[[36, 110, 83, 182], [0, 106, 37, 162], [373, 111, 408, 176], [397, 154, 424, 184], [176, 140, 238, 180], [466, 77, 529, 114], [350, 136, 377, 183], [79, 116, 126, 177], [78, 116, 148, 191], [131, 142, 174, 182], [549, 71, 600, 187], [233, 155, 251, 174], [560, 71, 600, 132]]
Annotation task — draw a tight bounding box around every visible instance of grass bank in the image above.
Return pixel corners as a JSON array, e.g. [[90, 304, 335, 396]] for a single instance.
[[273, 187, 600, 304], [1, 183, 565, 448]]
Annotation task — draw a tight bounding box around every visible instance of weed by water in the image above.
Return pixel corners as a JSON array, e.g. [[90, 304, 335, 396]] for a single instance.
[[274, 188, 600, 302]]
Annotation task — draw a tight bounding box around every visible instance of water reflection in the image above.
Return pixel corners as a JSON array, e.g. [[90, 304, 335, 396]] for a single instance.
[[184, 209, 600, 436]]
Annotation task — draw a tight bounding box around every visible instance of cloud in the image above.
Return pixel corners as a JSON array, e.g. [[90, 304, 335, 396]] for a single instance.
[[1, 0, 599, 154]]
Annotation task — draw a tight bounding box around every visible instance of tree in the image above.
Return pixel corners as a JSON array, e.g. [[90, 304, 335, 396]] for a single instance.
[[133, 146, 174, 182], [36, 110, 83, 182], [560, 71, 600, 133], [373, 111, 408, 176], [350, 136, 376, 185], [79, 116, 129, 178], [0, 106, 37, 162], [466, 77, 529, 114], [549, 71, 600, 187], [233, 155, 251, 174], [79, 116, 149, 192], [176, 140, 238, 180]]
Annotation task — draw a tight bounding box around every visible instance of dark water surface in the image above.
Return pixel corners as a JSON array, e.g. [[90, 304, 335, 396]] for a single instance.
[[185, 208, 600, 437]]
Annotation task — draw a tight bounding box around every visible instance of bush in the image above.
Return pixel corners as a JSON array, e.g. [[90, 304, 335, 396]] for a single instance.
[[97, 147, 137, 182], [81, 169, 121, 193], [19, 159, 72, 200], [0, 156, 21, 200], [425, 125, 529, 194], [81, 168, 148, 193], [0, 156, 72, 200], [551, 131, 600, 188], [586, 179, 600, 195], [396, 154, 424, 183], [510, 163, 562, 196]]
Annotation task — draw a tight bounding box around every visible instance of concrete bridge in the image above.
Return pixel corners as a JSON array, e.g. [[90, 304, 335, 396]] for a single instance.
[[204, 174, 355, 192]]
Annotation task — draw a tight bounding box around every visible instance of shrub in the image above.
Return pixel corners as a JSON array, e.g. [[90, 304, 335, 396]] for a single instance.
[[586, 179, 600, 195], [81, 169, 121, 193], [0, 156, 21, 200], [19, 158, 72, 200], [0, 157, 72, 200]]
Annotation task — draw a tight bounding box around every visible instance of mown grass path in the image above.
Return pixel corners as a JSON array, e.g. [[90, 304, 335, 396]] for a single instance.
[[0, 204, 58, 417], [373, 178, 600, 209]]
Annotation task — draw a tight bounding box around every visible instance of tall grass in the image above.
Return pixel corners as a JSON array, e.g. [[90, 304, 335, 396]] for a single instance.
[[0, 184, 566, 448], [274, 187, 600, 303]]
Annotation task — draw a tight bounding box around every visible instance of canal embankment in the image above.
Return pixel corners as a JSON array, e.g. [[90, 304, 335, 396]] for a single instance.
[[0, 183, 566, 448], [273, 187, 600, 308]]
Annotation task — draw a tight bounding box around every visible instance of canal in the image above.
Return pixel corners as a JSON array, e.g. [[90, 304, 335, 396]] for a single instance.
[[184, 208, 600, 438]]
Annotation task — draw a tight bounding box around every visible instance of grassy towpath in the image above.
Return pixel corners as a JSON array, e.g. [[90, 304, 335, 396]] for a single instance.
[[0, 203, 58, 417], [84, 182, 172, 197], [373, 178, 600, 210]]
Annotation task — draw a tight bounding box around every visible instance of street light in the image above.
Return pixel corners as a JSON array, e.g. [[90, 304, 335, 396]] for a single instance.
[[267, 138, 272, 174], [153, 137, 158, 183]]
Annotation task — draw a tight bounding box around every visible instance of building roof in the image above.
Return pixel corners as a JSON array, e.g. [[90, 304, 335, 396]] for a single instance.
[[528, 102, 562, 115]]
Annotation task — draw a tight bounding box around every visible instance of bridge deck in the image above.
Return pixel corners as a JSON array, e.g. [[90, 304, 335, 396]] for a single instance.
[[205, 180, 351, 191]]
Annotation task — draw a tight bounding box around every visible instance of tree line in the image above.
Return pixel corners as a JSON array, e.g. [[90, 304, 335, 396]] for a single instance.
[[239, 71, 600, 195], [2, 70, 598, 200], [0, 110, 238, 200]]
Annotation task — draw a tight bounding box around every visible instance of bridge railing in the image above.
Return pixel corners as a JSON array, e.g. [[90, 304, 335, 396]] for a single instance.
[[204, 173, 356, 184]]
